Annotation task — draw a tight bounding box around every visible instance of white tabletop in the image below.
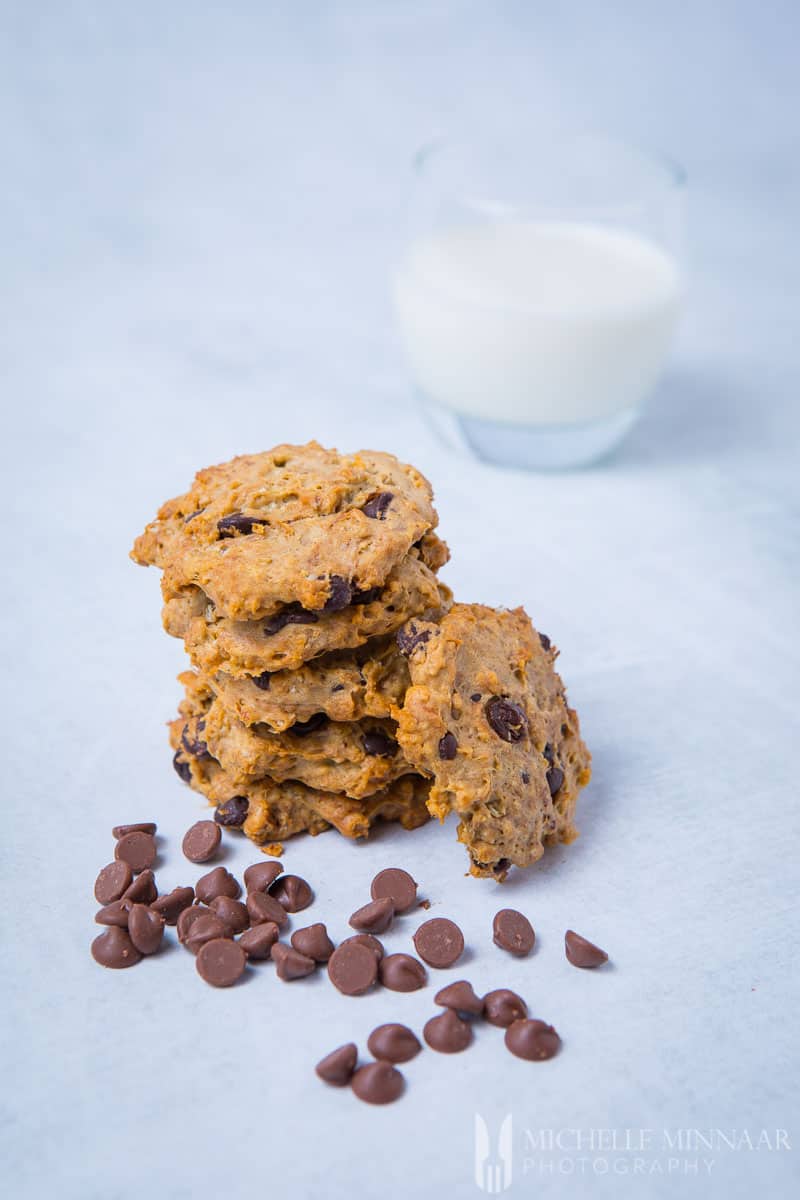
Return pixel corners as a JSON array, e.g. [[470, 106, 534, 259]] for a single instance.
[[2, 4, 798, 1199]]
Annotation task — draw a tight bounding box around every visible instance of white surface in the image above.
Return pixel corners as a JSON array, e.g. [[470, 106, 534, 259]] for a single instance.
[[1, 3, 798, 1199]]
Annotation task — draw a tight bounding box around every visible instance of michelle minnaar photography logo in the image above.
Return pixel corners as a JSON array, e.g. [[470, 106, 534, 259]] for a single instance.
[[473, 1116, 791, 1188]]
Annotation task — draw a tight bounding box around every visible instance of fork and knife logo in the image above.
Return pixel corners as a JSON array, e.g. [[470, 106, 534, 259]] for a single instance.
[[474, 1113, 513, 1192]]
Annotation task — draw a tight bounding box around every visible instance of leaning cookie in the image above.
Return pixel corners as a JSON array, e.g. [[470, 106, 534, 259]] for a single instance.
[[393, 604, 591, 880]]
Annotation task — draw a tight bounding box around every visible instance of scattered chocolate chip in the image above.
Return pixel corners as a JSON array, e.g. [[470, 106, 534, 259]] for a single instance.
[[328, 941, 379, 995], [263, 604, 319, 635], [217, 512, 268, 536], [438, 731, 458, 760], [181, 721, 211, 759], [505, 1019, 561, 1061], [185, 913, 232, 954], [95, 899, 131, 927], [379, 953, 427, 992], [239, 922, 280, 960], [122, 869, 157, 905], [396, 623, 430, 657], [323, 574, 353, 612], [361, 491, 394, 519], [485, 697, 529, 743], [182, 820, 222, 863], [271, 942, 316, 980], [538, 632, 551, 651], [543, 742, 555, 764], [172, 752, 192, 783], [269, 874, 313, 913], [112, 822, 157, 839], [128, 904, 164, 955], [177, 904, 213, 944], [483, 989, 528, 1027], [243, 860, 284, 892], [195, 867, 241, 905], [423, 1009, 473, 1053], [367, 1023, 422, 1064], [214, 796, 249, 827], [521, 771, 530, 784], [209, 895, 250, 934], [564, 929, 608, 968], [340, 933, 384, 961], [413, 918, 464, 968], [252, 671, 271, 690], [196, 938, 247, 987], [291, 923, 335, 962], [493, 909, 535, 957], [114, 831, 156, 873], [246, 890, 288, 928], [370, 867, 417, 914], [150, 886, 195, 925], [469, 693, 482, 702], [434, 980, 484, 1016], [289, 713, 328, 737], [351, 586, 380, 605], [91, 926, 142, 969], [362, 730, 398, 757], [349, 897, 394, 935], [546, 766, 564, 796], [351, 1061, 404, 1104], [316, 1043, 357, 1086], [94, 861, 133, 905]]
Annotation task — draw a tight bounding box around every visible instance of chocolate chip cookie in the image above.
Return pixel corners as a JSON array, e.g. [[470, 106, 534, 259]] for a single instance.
[[393, 604, 591, 879]]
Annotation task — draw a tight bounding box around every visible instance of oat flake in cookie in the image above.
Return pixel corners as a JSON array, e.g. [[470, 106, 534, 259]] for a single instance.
[[394, 603, 591, 879]]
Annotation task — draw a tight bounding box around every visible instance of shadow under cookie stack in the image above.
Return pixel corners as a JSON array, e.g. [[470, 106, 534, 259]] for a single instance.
[[131, 444, 591, 880]]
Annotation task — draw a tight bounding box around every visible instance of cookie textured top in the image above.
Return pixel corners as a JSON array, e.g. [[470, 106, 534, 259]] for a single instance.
[[394, 604, 591, 880], [131, 443, 438, 620]]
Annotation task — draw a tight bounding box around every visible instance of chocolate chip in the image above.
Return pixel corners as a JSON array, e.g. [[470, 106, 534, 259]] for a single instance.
[[177, 904, 213, 944], [538, 632, 551, 651], [214, 796, 249, 827], [438, 731, 457, 760], [315, 1043, 357, 1086], [327, 941, 378, 995], [564, 929, 608, 968], [271, 942, 316, 980], [351, 586, 380, 605], [423, 1009, 473, 1053], [370, 867, 417, 914], [505, 1019, 561, 1060], [150, 886, 195, 925], [114, 831, 156, 874], [122, 869, 157, 905], [128, 904, 165, 955], [361, 730, 398, 757], [493, 909, 535, 957], [323, 574, 353, 612], [470, 693, 482, 702], [182, 820, 221, 863], [217, 512, 268, 536], [269, 874, 313, 912], [209, 895, 250, 934], [291, 923, 334, 962], [485, 697, 529, 743], [351, 1061, 404, 1104], [243, 860, 284, 892], [361, 491, 394, 519], [91, 926, 142, 969], [349, 897, 394, 935], [396, 623, 430, 657], [185, 913, 232, 954], [521, 771, 530, 784], [434, 980, 484, 1016], [252, 671, 271, 690], [112, 822, 157, 839], [543, 742, 555, 764], [94, 861, 133, 905], [181, 721, 211, 759], [289, 713, 328, 737], [483, 988, 528, 1028], [195, 867, 241, 905], [413, 918, 464, 968], [246, 890, 288, 928], [379, 953, 427, 992], [546, 766, 564, 796], [340, 933, 384, 961], [263, 604, 319, 635], [95, 900, 131, 927], [195, 938, 247, 986], [239, 922, 280, 960], [172, 752, 192, 783], [367, 1023, 422, 1064]]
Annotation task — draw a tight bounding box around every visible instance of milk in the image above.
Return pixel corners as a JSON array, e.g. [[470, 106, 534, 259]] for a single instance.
[[393, 221, 682, 427]]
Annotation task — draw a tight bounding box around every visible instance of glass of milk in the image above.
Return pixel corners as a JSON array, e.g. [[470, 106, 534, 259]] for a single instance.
[[392, 133, 685, 469]]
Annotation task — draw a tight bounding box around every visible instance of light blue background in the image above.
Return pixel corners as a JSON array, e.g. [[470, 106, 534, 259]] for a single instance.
[[1, 3, 798, 1198]]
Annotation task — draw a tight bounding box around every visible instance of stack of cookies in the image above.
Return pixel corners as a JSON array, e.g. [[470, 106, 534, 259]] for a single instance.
[[131, 443, 591, 880]]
